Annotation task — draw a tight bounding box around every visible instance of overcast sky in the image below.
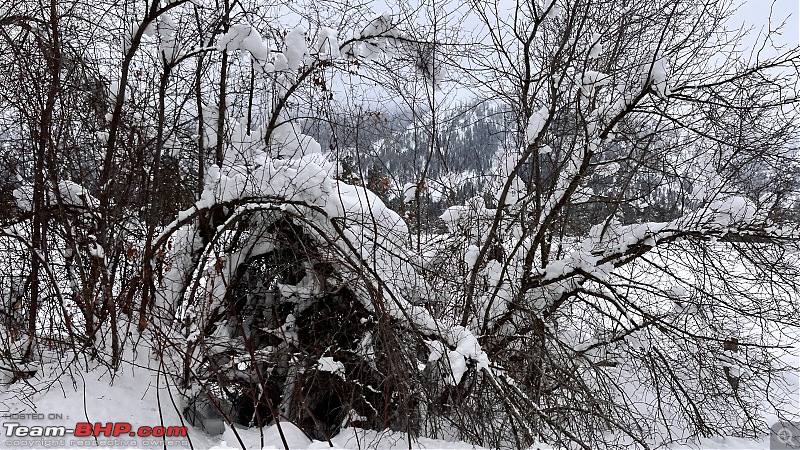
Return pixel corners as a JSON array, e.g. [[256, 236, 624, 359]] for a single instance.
[[735, 0, 798, 52], [323, 0, 800, 109]]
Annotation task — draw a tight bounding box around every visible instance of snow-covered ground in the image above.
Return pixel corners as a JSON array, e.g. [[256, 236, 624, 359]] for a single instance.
[[0, 336, 795, 450], [0, 343, 490, 449], [0, 234, 797, 450]]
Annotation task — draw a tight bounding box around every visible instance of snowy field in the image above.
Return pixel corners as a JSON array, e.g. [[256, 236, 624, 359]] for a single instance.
[[0, 299, 796, 450], [0, 355, 793, 450], [0, 345, 491, 450], [0, 233, 797, 450]]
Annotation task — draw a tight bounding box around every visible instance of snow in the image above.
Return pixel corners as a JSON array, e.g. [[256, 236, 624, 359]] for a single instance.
[[198, 150, 333, 208], [594, 161, 620, 176], [218, 24, 269, 61], [218, 421, 311, 449], [95, 130, 109, 144], [277, 273, 322, 312], [284, 26, 308, 70], [571, 185, 593, 203], [58, 180, 100, 209], [402, 182, 417, 203], [444, 325, 490, 372], [158, 14, 180, 62], [543, 0, 562, 18], [88, 241, 105, 259], [426, 340, 446, 362], [12, 180, 99, 211], [273, 53, 289, 71], [464, 244, 480, 269], [216, 22, 276, 72], [162, 125, 496, 394], [108, 80, 120, 105], [447, 350, 467, 384], [705, 195, 758, 227], [0, 347, 499, 450], [650, 57, 670, 95], [588, 32, 603, 59], [342, 12, 400, 62], [270, 121, 323, 158], [581, 70, 610, 97], [361, 12, 397, 38], [669, 285, 688, 298], [314, 27, 340, 59], [1, 8, 794, 450], [525, 107, 548, 143], [11, 185, 33, 211], [439, 197, 495, 233], [317, 356, 345, 377], [0, 350, 214, 449], [0, 217, 796, 450]]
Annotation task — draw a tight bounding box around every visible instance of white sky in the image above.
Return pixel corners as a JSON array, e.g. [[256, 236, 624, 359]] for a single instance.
[[734, 0, 798, 52], [323, 0, 800, 110]]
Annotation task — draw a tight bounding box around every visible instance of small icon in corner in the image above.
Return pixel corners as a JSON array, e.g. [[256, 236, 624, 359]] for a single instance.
[[772, 421, 800, 449]]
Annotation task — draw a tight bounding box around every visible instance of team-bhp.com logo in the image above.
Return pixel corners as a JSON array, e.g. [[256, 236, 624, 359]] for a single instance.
[[3, 422, 187, 438]]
